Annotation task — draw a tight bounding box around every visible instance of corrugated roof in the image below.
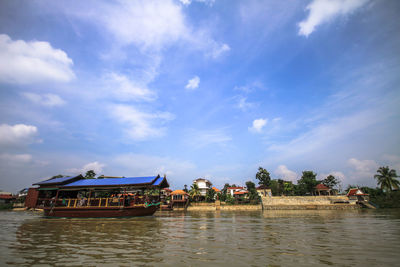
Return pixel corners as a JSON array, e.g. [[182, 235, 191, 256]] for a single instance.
[[62, 176, 159, 187], [33, 175, 82, 185]]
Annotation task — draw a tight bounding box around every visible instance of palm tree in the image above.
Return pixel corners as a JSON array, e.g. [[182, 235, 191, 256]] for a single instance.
[[189, 183, 200, 202], [374, 166, 400, 192]]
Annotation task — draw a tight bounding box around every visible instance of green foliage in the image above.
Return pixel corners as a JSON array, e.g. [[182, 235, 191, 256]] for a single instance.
[[206, 188, 216, 202], [374, 166, 400, 192], [145, 188, 160, 196], [322, 175, 340, 189], [51, 174, 65, 179], [225, 193, 235, 204], [183, 184, 188, 193], [189, 183, 201, 202], [255, 167, 271, 187], [283, 181, 295, 196], [85, 170, 96, 179], [245, 181, 260, 203], [297, 171, 318, 195]]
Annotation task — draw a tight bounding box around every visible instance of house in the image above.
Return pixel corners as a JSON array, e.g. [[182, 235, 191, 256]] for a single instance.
[[315, 184, 332, 196], [0, 192, 15, 205], [347, 188, 369, 202], [233, 190, 249, 199], [256, 185, 272, 197], [170, 190, 189, 209], [212, 187, 220, 193], [227, 186, 247, 197], [161, 188, 172, 197], [193, 178, 212, 196]]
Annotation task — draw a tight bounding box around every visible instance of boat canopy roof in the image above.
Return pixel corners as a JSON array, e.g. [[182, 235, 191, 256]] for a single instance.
[[33, 175, 83, 186], [33, 174, 169, 190]]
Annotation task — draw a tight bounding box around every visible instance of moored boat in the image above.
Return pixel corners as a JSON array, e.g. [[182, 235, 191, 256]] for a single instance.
[[26, 174, 169, 218]]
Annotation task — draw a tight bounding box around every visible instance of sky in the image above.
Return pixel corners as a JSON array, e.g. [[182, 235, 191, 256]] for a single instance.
[[0, 0, 399, 192]]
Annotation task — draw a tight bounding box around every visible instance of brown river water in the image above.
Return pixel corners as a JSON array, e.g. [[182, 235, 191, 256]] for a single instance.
[[1, 209, 400, 266]]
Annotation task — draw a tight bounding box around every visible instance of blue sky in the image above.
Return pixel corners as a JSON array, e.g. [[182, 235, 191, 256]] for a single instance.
[[0, 0, 399, 192]]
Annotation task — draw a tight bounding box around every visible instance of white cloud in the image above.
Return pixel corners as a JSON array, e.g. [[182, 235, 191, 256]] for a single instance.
[[298, 0, 369, 36], [249, 118, 268, 133], [110, 104, 174, 141], [65, 1, 228, 57], [0, 124, 38, 146], [348, 158, 378, 173], [180, 0, 216, 6], [22, 92, 66, 107], [180, 0, 192, 5], [210, 43, 230, 59], [0, 34, 75, 84], [186, 129, 232, 148], [67, 161, 105, 175], [318, 171, 346, 183], [347, 158, 378, 184], [268, 109, 381, 157], [0, 153, 33, 164], [185, 76, 200, 90], [104, 72, 156, 101], [274, 165, 298, 182], [99, 0, 188, 50], [236, 96, 255, 111]]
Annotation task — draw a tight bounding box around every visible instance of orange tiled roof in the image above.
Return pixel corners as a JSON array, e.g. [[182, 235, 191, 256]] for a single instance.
[[171, 190, 188, 195], [212, 187, 220, 192]]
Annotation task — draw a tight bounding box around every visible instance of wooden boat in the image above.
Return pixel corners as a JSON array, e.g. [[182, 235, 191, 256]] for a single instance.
[[26, 174, 169, 218]]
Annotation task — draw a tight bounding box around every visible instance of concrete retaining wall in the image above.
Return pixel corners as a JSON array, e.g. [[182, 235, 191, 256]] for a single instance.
[[261, 196, 358, 210], [186, 203, 262, 211]]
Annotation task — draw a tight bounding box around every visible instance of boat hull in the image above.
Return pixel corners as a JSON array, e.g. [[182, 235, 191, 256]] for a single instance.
[[43, 205, 158, 218]]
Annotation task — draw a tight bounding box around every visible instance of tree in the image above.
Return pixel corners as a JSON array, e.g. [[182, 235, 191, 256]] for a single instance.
[[283, 181, 295, 196], [297, 171, 318, 195], [245, 181, 260, 203], [183, 184, 188, 193], [322, 175, 340, 189], [205, 188, 216, 202], [374, 166, 400, 192], [85, 170, 96, 179], [51, 174, 65, 179], [256, 167, 271, 187], [189, 183, 201, 202]]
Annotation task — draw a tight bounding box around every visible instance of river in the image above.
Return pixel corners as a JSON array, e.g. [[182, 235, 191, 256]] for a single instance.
[[1, 209, 400, 266]]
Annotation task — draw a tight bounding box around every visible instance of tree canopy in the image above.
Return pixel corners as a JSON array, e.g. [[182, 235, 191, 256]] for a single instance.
[[256, 167, 271, 187], [322, 175, 340, 189], [374, 166, 399, 192], [85, 170, 96, 179], [297, 171, 318, 195]]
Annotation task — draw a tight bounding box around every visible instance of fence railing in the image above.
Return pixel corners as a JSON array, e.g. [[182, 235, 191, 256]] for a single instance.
[[37, 197, 148, 208]]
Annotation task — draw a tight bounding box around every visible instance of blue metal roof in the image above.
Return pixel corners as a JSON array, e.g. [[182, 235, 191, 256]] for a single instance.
[[62, 176, 159, 187], [153, 176, 164, 186], [34, 175, 81, 185]]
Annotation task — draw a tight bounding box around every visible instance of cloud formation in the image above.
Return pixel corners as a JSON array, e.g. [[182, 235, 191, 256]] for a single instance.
[[110, 104, 174, 141], [104, 72, 156, 101], [185, 76, 200, 90], [298, 0, 369, 36], [0, 34, 75, 84], [22, 92, 66, 107], [274, 165, 298, 182], [67, 161, 105, 175], [0, 124, 39, 147], [249, 118, 268, 133]]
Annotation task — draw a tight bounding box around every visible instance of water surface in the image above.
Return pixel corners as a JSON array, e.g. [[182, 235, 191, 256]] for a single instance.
[[1, 209, 400, 266]]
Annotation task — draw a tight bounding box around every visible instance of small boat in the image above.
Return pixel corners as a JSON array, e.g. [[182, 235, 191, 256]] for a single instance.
[[26, 174, 169, 218]]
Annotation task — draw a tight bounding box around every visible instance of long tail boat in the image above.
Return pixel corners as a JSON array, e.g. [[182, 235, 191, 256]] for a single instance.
[[25, 174, 169, 218]]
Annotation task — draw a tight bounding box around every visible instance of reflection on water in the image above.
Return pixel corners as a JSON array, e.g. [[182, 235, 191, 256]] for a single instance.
[[1, 209, 400, 266]]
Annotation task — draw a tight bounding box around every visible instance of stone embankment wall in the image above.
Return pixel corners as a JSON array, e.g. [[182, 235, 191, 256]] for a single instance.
[[186, 202, 262, 211], [262, 196, 358, 210]]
